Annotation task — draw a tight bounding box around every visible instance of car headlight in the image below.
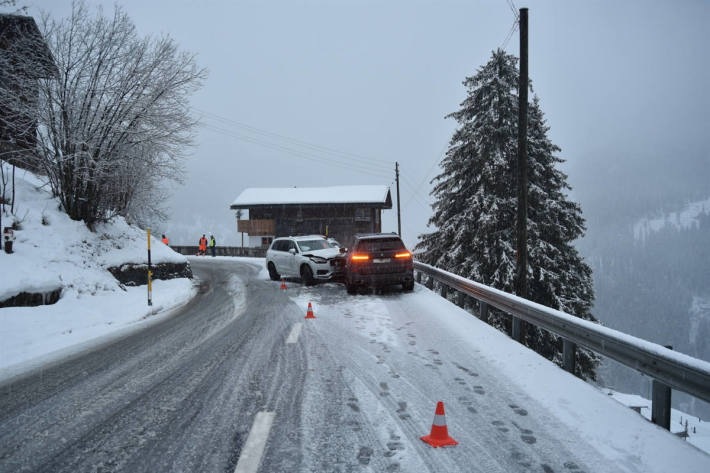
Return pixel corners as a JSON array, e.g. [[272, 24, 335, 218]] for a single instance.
[[309, 256, 328, 264]]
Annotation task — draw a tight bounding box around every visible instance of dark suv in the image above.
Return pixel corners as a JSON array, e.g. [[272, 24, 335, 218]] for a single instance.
[[344, 233, 414, 294]]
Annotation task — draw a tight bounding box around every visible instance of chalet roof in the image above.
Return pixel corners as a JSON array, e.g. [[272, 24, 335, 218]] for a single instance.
[[0, 14, 57, 78], [230, 185, 392, 209]]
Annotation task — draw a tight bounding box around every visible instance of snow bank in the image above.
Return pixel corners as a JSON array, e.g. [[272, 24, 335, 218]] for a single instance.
[[0, 165, 187, 302], [0, 278, 196, 381], [0, 164, 195, 377]]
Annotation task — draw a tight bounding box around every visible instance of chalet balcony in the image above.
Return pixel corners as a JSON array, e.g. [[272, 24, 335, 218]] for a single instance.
[[237, 219, 275, 235]]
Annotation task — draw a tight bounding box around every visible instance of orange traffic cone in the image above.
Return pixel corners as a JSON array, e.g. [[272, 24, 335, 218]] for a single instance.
[[305, 302, 316, 319], [421, 401, 458, 447], [280, 278, 287, 290]]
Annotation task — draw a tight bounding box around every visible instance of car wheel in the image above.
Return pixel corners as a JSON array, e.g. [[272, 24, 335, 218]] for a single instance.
[[403, 280, 414, 292], [301, 264, 315, 286], [346, 279, 358, 294], [268, 262, 280, 281]]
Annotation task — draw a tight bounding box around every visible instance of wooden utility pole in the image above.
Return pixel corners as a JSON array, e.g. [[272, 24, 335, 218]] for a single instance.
[[395, 161, 402, 236], [514, 7, 529, 341]]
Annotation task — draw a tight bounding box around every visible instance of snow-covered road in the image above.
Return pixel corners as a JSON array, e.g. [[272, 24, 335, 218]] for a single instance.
[[0, 258, 707, 472]]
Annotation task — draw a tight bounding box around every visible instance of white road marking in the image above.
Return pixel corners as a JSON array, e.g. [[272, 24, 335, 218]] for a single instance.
[[286, 323, 302, 344], [234, 411, 275, 473]]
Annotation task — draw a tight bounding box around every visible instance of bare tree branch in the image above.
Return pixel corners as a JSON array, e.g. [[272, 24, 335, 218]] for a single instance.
[[1, 0, 205, 225]]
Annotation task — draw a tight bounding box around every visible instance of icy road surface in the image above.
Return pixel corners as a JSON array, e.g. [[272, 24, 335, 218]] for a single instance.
[[0, 259, 707, 472]]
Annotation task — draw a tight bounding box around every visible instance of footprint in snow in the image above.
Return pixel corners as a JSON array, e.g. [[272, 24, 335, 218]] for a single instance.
[[357, 446, 373, 465], [508, 403, 528, 416]]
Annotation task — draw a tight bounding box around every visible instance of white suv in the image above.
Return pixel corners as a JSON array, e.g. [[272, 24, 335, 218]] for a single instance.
[[266, 235, 341, 285]]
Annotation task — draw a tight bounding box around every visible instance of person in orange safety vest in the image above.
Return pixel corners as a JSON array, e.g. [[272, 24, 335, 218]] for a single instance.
[[198, 234, 207, 256], [161, 234, 169, 245]]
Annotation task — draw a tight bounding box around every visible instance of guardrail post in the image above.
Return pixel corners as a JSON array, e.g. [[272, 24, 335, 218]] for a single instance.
[[563, 339, 576, 374], [480, 301, 489, 323], [651, 345, 673, 430], [652, 380, 671, 430], [457, 291, 466, 309], [511, 317, 522, 342], [416, 271, 422, 284], [426, 276, 434, 290], [440, 284, 448, 299]]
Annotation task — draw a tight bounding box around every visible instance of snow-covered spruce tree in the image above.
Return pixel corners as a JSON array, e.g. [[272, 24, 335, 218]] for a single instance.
[[416, 49, 598, 379]]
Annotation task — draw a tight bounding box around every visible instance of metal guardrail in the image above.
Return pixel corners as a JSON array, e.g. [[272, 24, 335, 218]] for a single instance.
[[413, 261, 710, 429], [170, 246, 266, 258]]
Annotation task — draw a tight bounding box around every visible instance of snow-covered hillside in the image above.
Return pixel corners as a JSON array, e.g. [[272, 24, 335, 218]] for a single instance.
[[633, 197, 710, 242], [0, 165, 196, 377]]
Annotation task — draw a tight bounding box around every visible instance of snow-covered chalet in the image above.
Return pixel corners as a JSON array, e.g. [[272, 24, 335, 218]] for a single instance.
[[230, 185, 392, 248]]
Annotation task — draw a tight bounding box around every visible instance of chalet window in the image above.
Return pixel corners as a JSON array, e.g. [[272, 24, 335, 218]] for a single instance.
[[355, 207, 370, 222]]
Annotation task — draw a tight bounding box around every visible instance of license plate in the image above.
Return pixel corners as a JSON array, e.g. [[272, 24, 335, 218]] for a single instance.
[[373, 258, 390, 263]]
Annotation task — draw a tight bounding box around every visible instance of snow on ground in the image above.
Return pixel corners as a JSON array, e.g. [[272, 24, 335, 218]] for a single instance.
[[633, 196, 710, 241], [0, 165, 197, 380], [0, 257, 265, 383], [0, 278, 196, 381], [608, 390, 710, 456], [288, 283, 710, 472], [0, 165, 186, 303]]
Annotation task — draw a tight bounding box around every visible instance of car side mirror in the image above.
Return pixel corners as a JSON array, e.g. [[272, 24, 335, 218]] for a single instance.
[[288, 248, 296, 255]]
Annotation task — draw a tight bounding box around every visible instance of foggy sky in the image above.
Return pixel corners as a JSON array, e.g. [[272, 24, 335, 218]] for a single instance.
[[23, 0, 710, 248]]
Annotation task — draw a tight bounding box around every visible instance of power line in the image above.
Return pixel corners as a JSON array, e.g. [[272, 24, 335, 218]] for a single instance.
[[199, 121, 393, 179], [193, 107, 392, 171], [201, 122, 390, 178], [506, 0, 520, 19], [500, 18, 518, 51], [500, 0, 520, 51], [400, 144, 447, 212], [400, 174, 432, 209], [198, 115, 392, 175]]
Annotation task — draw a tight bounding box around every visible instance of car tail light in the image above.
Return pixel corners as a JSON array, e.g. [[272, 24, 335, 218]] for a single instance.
[[395, 251, 411, 259], [351, 254, 370, 262]]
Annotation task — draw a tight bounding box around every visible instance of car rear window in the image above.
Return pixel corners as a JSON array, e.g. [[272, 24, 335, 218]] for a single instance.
[[298, 239, 330, 252], [355, 237, 405, 252], [271, 240, 289, 251]]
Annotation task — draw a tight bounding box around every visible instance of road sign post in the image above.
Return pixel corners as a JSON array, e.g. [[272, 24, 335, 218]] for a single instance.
[[147, 228, 153, 306]]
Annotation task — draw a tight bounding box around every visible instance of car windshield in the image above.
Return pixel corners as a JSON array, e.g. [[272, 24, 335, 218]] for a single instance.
[[297, 239, 330, 252], [355, 237, 405, 252]]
